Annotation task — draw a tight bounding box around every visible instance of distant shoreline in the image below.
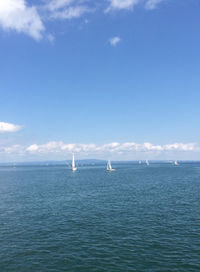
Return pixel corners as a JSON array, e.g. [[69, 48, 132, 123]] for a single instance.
[[0, 160, 200, 167]]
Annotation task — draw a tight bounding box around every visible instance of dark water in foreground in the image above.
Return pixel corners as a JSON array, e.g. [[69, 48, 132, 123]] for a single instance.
[[0, 163, 200, 271]]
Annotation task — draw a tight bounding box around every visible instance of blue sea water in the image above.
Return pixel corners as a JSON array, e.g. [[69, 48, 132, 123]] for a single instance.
[[0, 162, 200, 272]]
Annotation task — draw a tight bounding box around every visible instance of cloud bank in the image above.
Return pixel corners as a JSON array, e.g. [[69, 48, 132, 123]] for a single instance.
[[0, 140, 199, 162], [26, 141, 197, 154], [0, 122, 23, 133]]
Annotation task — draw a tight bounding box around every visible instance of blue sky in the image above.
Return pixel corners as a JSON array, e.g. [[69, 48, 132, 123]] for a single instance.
[[0, 0, 200, 161]]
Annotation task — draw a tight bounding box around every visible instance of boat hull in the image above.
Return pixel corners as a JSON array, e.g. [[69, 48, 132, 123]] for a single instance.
[[107, 168, 116, 171]]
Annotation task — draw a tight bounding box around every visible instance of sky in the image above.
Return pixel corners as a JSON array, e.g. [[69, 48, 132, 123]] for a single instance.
[[0, 0, 200, 162]]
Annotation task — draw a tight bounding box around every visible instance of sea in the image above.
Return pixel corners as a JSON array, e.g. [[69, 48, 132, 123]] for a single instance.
[[0, 162, 200, 271]]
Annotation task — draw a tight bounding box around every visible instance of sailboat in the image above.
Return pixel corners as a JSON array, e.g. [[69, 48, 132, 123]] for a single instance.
[[139, 160, 142, 164], [72, 154, 77, 171], [146, 160, 149, 166], [174, 160, 178, 166], [107, 160, 116, 171]]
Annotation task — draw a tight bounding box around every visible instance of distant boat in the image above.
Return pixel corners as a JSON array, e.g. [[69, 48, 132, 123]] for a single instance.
[[107, 160, 116, 171], [174, 160, 178, 166], [72, 154, 77, 171], [146, 160, 149, 166], [139, 160, 142, 164]]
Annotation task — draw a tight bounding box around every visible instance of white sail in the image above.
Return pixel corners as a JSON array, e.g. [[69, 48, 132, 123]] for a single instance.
[[146, 160, 149, 166], [107, 160, 111, 170], [139, 160, 142, 164], [174, 160, 178, 166], [107, 160, 116, 171], [72, 154, 77, 171]]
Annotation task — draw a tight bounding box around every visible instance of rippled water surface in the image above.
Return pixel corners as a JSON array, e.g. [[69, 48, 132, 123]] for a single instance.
[[0, 163, 200, 271]]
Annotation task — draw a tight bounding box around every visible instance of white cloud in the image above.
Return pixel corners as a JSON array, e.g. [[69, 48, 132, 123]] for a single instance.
[[50, 5, 90, 20], [0, 122, 23, 133], [47, 33, 55, 43], [3, 145, 22, 154], [106, 0, 164, 12], [26, 141, 198, 154], [0, 0, 45, 40], [0, 0, 90, 40], [145, 0, 164, 10], [46, 0, 91, 20], [106, 0, 140, 12], [47, 0, 74, 11], [26, 144, 39, 152], [163, 143, 195, 151], [109, 36, 121, 46]]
